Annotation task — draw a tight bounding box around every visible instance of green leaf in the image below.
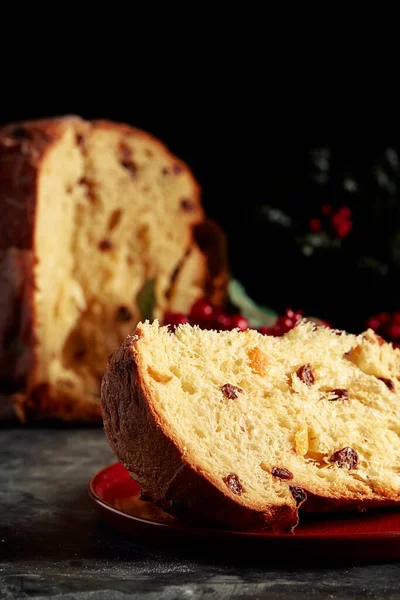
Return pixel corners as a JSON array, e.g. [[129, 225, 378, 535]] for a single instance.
[[137, 279, 156, 321], [228, 279, 277, 327]]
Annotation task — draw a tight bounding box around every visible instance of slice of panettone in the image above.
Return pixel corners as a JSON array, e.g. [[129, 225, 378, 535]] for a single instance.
[[102, 320, 400, 532]]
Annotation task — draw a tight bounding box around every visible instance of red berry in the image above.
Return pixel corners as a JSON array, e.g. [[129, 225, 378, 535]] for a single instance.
[[331, 208, 352, 239], [341, 223, 352, 238], [271, 320, 285, 336], [190, 298, 214, 322], [339, 225, 351, 238], [259, 327, 270, 335], [377, 312, 391, 324], [285, 308, 302, 323], [163, 312, 189, 328], [230, 314, 249, 331], [267, 309, 304, 336], [393, 313, 400, 324], [321, 204, 333, 215], [386, 323, 400, 341], [366, 317, 381, 330], [215, 313, 231, 330], [268, 326, 280, 336], [283, 317, 294, 330], [332, 218, 352, 238], [337, 206, 351, 218], [309, 218, 322, 233]]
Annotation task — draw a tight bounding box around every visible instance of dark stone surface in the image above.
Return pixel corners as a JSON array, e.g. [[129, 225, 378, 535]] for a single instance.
[[1, 427, 400, 599]]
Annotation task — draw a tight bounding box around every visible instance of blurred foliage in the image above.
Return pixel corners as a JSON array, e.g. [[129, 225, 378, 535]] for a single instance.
[[214, 145, 400, 333]]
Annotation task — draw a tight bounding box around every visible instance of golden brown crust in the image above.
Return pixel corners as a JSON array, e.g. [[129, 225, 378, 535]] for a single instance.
[[300, 491, 400, 513], [0, 117, 89, 421], [0, 115, 228, 422], [0, 117, 74, 249], [93, 118, 204, 219], [0, 248, 35, 396], [0, 120, 70, 419], [101, 333, 297, 532], [93, 118, 200, 185]]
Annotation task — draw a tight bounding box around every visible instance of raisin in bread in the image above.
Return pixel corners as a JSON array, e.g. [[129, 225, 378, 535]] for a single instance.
[[101, 320, 400, 532], [0, 116, 227, 422]]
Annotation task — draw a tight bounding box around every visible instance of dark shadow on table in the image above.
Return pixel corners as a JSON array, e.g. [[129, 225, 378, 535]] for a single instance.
[[2, 487, 400, 571]]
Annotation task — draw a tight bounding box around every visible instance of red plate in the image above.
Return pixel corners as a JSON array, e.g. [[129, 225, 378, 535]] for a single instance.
[[88, 462, 400, 565]]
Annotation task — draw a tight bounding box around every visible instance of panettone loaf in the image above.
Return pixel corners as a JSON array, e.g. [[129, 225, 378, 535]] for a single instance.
[[102, 320, 400, 532], [0, 116, 227, 422]]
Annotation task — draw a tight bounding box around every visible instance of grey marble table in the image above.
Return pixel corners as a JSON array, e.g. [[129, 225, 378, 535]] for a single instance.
[[1, 427, 400, 599]]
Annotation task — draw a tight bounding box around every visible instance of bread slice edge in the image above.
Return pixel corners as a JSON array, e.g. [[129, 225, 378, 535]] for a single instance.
[[101, 325, 299, 532]]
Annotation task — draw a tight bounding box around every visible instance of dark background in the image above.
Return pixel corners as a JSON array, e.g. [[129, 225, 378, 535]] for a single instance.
[[1, 61, 399, 335]]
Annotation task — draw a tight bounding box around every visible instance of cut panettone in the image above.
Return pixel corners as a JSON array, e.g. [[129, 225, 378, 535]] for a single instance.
[[0, 116, 227, 422], [101, 320, 400, 532]]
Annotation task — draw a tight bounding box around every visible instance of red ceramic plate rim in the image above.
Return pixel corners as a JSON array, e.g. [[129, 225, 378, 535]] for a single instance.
[[88, 462, 400, 542]]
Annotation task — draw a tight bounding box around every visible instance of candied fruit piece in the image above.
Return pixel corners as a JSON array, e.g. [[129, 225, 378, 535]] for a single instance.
[[247, 347, 269, 376], [294, 425, 309, 455], [147, 366, 172, 384]]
